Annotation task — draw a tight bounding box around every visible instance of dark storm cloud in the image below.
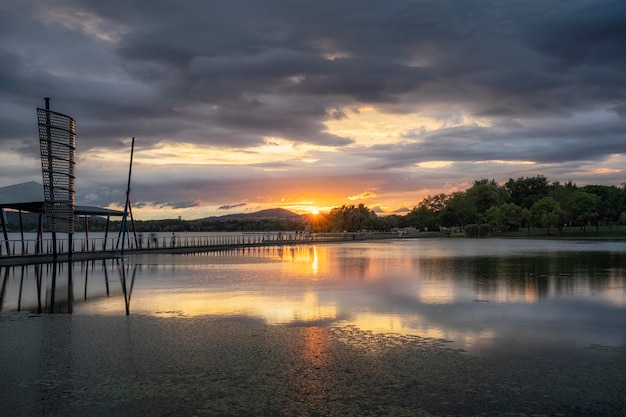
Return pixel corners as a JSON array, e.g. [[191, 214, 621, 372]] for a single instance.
[[158, 200, 200, 209], [218, 203, 247, 210], [370, 112, 626, 168], [113, 0, 623, 144], [2, 0, 626, 213], [525, 2, 626, 70], [293, 57, 434, 103], [3, 0, 625, 144]]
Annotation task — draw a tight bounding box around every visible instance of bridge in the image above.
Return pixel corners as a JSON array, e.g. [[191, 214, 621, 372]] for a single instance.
[[0, 230, 447, 266]]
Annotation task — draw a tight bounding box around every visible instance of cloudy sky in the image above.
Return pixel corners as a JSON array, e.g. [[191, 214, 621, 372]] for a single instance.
[[1, 0, 625, 219]]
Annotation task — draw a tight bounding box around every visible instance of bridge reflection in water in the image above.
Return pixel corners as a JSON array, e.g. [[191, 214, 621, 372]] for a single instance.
[[0, 259, 136, 315]]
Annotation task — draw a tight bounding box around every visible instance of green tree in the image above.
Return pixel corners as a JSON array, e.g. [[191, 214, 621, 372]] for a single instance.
[[375, 214, 401, 231], [483, 206, 500, 231], [466, 179, 509, 216], [568, 191, 600, 232], [421, 193, 448, 214], [505, 175, 550, 209], [548, 180, 577, 228], [406, 194, 447, 231], [483, 202, 521, 232], [521, 207, 531, 235], [328, 204, 377, 232], [530, 197, 562, 235], [500, 202, 522, 230], [440, 191, 476, 231], [581, 185, 623, 229]]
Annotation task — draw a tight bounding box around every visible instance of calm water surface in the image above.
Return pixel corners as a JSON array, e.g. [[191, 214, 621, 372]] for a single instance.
[[2, 238, 625, 356]]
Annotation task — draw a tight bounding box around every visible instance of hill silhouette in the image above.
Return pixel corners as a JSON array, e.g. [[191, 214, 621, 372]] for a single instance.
[[201, 208, 300, 221]]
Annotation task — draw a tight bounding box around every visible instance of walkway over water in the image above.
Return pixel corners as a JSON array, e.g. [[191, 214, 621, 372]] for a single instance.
[[1, 231, 446, 266]]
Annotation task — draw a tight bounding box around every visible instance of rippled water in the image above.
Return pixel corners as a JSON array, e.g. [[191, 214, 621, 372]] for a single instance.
[[2, 238, 625, 355]]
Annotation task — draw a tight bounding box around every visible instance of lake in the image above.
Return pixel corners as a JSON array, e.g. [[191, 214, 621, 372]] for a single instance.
[[2, 237, 626, 416], [2, 237, 625, 356]]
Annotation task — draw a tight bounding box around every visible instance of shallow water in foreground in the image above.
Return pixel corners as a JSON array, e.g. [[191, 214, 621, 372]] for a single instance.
[[1, 238, 626, 415], [1, 314, 625, 416]]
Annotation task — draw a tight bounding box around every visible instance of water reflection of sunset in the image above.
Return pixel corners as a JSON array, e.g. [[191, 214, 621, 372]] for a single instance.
[[259, 245, 378, 283], [273, 246, 325, 279], [300, 327, 331, 368], [345, 312, 498, 354], [130, 290, 338, 324], [289, 326, 334, 406], [15, 239, 622, 356]]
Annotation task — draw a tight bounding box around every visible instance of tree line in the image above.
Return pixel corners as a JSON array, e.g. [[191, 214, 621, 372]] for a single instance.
[[4, 176, 625, 235], [389, 176, 626, 235], [309, 176, 626, 235]]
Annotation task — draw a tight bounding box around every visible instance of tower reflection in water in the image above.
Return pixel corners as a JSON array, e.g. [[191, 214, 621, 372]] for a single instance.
[[0, 259, 136, 315]]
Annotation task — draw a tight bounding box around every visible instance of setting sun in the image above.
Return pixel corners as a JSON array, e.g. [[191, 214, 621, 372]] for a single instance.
[[311, 209, 320, 215]]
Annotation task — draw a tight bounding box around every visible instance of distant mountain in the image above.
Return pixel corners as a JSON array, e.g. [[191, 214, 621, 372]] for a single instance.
[[201, 208, 300, 221]]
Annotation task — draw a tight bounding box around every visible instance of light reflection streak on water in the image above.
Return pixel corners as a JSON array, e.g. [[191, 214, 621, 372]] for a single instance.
[[1, 239, 625, 354], [311, 246, 319, 276]]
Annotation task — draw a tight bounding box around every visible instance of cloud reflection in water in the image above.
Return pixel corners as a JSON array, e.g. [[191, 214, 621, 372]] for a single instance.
[[2, 239, 625, 355]]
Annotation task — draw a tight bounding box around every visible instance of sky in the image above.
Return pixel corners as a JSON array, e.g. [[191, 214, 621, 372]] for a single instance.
[[1, 0, 625, 220]]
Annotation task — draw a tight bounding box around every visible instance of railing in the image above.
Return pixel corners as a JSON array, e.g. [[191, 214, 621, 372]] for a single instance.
[[0, 232, 368, 258], [1, 231, 447, 260]]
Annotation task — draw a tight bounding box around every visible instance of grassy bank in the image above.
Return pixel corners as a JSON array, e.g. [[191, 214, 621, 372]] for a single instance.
[[497, 225, 626, 240]]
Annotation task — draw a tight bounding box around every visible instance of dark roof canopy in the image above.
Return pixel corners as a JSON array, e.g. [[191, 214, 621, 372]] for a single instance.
[[0, 181, 124, 217]]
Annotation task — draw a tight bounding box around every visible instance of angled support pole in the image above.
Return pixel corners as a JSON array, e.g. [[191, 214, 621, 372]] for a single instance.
[[117, 137, 136, 256], [0, 208, 10, 255]]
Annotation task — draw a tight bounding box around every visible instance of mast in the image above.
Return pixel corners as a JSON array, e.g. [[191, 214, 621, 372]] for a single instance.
[[119, 137, 135, 256]]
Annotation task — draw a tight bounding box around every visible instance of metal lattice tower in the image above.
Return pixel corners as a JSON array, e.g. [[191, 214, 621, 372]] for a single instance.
[[37, 98, 76, 233]]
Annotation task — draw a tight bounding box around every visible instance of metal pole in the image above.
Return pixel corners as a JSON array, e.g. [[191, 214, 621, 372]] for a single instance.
[[118, 258, 130, 315], [0, 208, 10, 255], [0, 268, 9, 311], [50, 261, 57, 312], [119, 137, 135, 257], [84, 215, 89, 251], [18, 210, 25, 254], [44, 97, 58, 261], [65, 96, 74, 310], [36, 214, 43, 254], [104, 215, 110, 250]]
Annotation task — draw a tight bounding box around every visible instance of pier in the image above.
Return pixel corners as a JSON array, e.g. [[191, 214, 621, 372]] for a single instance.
[[0, 230, 446, 266]]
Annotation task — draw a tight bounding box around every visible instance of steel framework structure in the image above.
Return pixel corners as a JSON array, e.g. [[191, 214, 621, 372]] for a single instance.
[[37, 103, 76, 233]]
